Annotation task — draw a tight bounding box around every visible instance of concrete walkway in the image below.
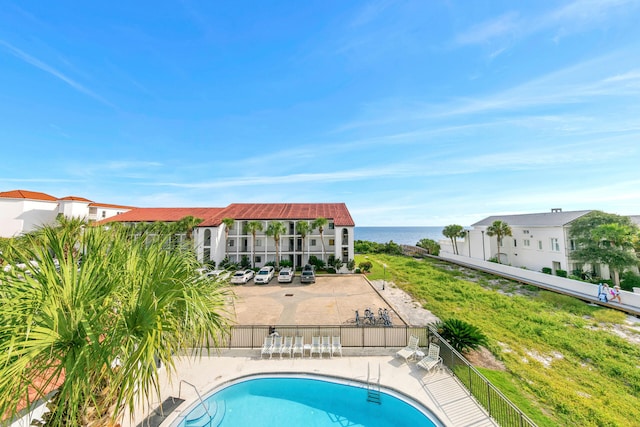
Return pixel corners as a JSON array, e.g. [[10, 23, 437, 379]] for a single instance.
[[127, 348, 497, 427]]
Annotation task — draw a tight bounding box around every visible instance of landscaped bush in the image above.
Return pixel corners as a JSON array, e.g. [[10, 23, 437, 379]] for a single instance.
[[346, 259, 356, 271], [307, 255, 325, 270], [555, 269, 567, 277], [431, 318, 488, 354], [358, 261, 372, 273], [620, 271, 640, 291], [542, 267, 552, 274]]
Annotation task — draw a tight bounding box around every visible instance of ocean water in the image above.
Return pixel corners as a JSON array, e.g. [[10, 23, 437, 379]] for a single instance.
[[354, 226, 445, 246]]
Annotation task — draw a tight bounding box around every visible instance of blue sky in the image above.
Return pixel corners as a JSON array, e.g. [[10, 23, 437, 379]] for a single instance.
[[1, 1, 640, 226]]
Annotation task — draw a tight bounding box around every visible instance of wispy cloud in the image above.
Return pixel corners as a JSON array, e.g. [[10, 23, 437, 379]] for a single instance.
[[349, 0, 397, 27], [0, 40, 115, 108], [454, 12, 520, 46]]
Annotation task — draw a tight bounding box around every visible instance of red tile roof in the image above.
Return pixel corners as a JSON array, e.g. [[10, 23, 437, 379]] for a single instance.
[[60, 196, 93, 202], [89, 202, 135, 209], [0, 189, 57, 202], [97, 207, 223, 224], [200, 203, 355, 227]]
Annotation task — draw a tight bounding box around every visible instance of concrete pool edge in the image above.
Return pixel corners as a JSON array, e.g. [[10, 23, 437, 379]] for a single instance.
[[127, 350, 497, 427], [169, 372, 447, 427]]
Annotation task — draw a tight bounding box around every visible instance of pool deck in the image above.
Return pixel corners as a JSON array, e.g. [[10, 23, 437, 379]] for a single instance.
[[127, 348, 498, 427]]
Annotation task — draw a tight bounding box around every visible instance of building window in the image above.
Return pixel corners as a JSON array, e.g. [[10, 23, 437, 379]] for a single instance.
[[538, 240, 543, 250], [204, 229, 211, 246], [329, 222, 334, 230], [311, 239, 316, 246], [329, 239, 335, 246], [569, 239, 576, 251], [524, 239, 530, 247], [551, 238, 560, 252], [203, 248, 211, 260], [101, 211, 106, 218], [229, 240, 234, 247], [256, 239, 262, 247], [513, 239, 517, 247], [254, 256, 261, 263], [522, 230, 529, 234]]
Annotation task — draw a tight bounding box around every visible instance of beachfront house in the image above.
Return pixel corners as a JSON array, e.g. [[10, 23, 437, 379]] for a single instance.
[[0, 189, 132, 238], [444, 209, 639, 280], [100, 203, 355, 269]]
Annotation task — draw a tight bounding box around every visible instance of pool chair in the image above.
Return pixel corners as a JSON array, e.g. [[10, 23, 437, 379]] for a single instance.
[[270, 335, 283, 359], [417, 343, 442, 374], [331, 336, 342, 357], [396, 335, 419, 362], [321, 336, 332, 358], [260, 336, 273, 359], [280, 336, 293, 358], [310, 336, 322, 358], [292, 336, 304, 358]]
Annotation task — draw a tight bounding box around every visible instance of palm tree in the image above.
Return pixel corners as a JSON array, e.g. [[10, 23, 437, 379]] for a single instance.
[[486, 220, 512, 264], [244, 220, 263, 269], [0, 224, 230, 426], [442, 224, 466, 255], [312, 217, 329, 263], [221, 217, 235, 261], [176, 215, 204, 242], [296, 220, 311, 266], [266, 220, 287, 269]]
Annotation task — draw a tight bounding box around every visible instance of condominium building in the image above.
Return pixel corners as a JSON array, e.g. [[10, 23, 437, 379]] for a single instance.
[[0, 189, 132, 238]]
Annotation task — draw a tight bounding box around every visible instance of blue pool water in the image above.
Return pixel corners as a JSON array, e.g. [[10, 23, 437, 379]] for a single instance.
[[174, 375, 441, 427]]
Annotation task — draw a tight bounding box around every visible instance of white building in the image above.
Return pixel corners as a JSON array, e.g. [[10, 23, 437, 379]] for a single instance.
[[100, 203, 356, 268], [443, 209, 628, 279], [0, 189, 132, 238]]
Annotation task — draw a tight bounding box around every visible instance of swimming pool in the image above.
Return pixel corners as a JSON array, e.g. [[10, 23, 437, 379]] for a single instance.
[[172, 374, 444, 427]]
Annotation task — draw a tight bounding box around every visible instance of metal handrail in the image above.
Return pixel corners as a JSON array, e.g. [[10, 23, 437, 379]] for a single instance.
[[178, 380, 213, 421]]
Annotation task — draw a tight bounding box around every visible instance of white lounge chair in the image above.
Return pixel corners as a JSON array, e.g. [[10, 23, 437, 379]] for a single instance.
[[292, 336, 304, 358], [280, 336, 293, 358], [310, 336, 322, 358], [396, 335, 419, 362], [417, 343, 442, 374], [331, 336, 342, 357], [321, 336, 332, 358], [260, 336, 273, 359], [270, 335, 283, 358]]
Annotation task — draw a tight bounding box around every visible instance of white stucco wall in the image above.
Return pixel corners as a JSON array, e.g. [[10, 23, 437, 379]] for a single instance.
[[0, 199, 58, 237]]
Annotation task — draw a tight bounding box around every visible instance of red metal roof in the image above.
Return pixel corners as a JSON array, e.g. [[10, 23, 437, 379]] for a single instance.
[[0, 189, 57, 202], [99, 203, 355, 227], [199, 203, 355, 227], [97, 207, 223, 224]]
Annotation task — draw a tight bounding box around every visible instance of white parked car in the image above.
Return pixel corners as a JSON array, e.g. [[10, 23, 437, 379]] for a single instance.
[[230, 269, 255, 284], [277, 267, 294, 283], [254, 266, 275, 284]]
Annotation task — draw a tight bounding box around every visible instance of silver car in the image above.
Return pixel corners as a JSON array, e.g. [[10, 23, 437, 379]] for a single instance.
[[277, 267, 294, 283]]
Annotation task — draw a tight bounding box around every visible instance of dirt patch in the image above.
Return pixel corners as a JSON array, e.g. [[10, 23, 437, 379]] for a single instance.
[[465, 347, 507, 371]]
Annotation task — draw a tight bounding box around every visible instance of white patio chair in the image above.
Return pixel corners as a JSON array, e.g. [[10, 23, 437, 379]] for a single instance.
[[331, 336, 342, 357], [260, 336, 273, 359], [417, 343, 442, 374], [270, 335, 283, 359], [280, 336, 293, 358], [310, 336, 322, 358], [321, 336, 332, 358], [396, 335, 419, 362], [292, 336, 304, 358]]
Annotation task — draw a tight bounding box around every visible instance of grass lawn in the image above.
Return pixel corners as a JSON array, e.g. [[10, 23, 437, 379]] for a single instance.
[[356, 254, 640, 427]]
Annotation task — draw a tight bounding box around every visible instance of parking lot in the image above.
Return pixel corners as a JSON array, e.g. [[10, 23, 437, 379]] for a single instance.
[[226, 274, 405, 326]]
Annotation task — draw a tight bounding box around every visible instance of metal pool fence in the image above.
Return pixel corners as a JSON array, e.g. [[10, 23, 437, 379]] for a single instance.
[[217, 324, 536, 427]]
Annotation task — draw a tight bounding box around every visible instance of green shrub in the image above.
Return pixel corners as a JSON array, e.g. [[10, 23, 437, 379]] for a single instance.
[[358, 261, 372, 273], [620, 271, 640, 292], [346, 259, 356, 270], [307, 255, 325, 270], [556, 269, 567, 277], [542, 267, 552, 274], [431, 318, 488, 354]]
